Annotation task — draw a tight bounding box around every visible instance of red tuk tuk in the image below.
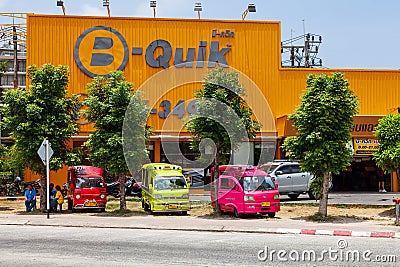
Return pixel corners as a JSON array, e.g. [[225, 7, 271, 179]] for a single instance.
[[66, 166, 106, 212]]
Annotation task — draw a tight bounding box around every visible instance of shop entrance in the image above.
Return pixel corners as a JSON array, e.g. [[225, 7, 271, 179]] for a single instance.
[[332, 158, 391, 192]]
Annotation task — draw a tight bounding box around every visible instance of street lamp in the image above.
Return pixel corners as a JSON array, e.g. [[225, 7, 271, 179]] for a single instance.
[[56, 0, 66, 16], [103, 0, 110, 17], [150, 0, 157, 18], [194, 2, 202, 20], [242, 4, 256, 20]]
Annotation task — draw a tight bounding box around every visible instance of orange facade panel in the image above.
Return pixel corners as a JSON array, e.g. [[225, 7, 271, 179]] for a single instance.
[[27, 15, 281, 134], [277, 115, 382, 138], [27, 15, 400, 135], [277, 69, 400, 118]]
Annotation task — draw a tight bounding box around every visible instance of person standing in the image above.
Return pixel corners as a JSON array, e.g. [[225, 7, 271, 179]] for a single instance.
[[55, 185, 64, 214], [24, 184, 36, 212], [49, 183, 57, 212], [377, 168, 386, 193]]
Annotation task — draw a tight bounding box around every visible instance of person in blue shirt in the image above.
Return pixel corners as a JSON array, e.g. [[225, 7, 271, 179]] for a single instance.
[[24, 184, 37, 212], [49, 183, 57, 212]]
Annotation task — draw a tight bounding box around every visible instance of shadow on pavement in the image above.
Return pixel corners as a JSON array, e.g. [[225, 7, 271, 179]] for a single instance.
[[378, 207, 395, 218], [196, 212, 279, 221], [290, 215, 369, 224]]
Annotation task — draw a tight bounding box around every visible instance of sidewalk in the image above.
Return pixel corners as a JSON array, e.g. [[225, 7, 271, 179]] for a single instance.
[[1, 212, 399, 239]]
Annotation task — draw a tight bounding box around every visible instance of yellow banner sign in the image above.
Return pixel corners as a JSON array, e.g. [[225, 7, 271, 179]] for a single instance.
[[353, 138, 379, 155]]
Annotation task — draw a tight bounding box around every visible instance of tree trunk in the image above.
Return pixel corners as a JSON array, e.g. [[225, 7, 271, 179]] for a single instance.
[[40, 167, 46, 212], [318, 172, 330, 217], [119, 173, 126, 211], [214, 144, 221, 216]]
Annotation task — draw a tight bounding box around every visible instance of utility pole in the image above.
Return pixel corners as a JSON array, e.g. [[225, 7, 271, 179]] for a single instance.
[[304, 34, 309, 68], [281, 33, 323, 68], [12, 25, 18, 88]]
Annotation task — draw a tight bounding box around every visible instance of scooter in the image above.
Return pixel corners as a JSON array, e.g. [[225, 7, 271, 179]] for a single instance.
[[125, 177, 142, 198], [106, 180, 120, 198]]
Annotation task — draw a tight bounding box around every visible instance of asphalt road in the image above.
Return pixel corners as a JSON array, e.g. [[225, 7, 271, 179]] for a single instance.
[[1, 225, 399, 266]]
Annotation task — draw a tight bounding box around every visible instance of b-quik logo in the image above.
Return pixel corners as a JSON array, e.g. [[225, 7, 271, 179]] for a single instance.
[[74, 26, 129, 78]]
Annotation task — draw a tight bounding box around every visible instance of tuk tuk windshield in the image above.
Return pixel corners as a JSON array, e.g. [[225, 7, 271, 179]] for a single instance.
[[76, 177, 104, 188], [242, 176, 276, 191], [154, 176, 187, 190]]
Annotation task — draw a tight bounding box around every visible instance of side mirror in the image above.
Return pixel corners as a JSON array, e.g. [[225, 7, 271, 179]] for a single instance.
[[234, 184, 241, 191], [275, 171, 283, 175], [274, 182, 279, 189]]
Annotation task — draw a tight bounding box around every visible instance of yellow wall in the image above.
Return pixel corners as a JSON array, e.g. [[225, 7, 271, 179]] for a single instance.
[[277, 69, 400, 118], [27, 15, 281, 135], [25, 15, 400, 183], [27, 15, 400, 132]]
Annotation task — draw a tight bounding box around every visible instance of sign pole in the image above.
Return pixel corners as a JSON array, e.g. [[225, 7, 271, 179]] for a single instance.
[[46, 139, 50, 219], [37, 138, 54, 219]]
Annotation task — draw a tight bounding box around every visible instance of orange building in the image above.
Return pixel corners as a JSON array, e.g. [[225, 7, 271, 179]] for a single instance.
[[25, 14, 400, 191]]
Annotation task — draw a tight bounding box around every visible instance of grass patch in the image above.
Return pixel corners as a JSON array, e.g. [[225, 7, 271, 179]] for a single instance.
[[307, 212, 371, 222], [282, 202, 319, 207], [282, 202, 391, 209], [126, 198, 141, 202], [331, 204, 392, 209], [308, 213, 336, 222], [100, 209, 147, 217], [106, 203, 120, 210]]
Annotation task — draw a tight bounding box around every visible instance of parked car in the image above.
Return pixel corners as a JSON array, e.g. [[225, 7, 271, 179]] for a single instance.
[[261, 161, 315, 200]]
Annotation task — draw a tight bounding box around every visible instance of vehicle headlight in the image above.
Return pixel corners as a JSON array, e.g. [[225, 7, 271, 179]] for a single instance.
[[100, 194, 105, 199], [153, 194, 162, 200], [244, 196, 255, 202], [75, 194, 80, 199], [274, 194, 280, 200], [181, 194, 189, 199]]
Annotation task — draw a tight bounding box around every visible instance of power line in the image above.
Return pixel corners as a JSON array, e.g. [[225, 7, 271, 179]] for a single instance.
[[281, 33, 323, 68]]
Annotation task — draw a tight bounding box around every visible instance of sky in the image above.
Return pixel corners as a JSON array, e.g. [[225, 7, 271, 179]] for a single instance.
[[0, 0, 399, 70]]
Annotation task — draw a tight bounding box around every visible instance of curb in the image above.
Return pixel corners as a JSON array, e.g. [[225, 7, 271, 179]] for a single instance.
[[0, 197, 25, 201], [296, 228, 400, 239], [2, 221, 399, 239]]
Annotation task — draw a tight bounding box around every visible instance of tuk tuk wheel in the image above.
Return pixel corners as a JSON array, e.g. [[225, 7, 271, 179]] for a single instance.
[[181, 211, 188, 216], [268, 212, 276, 218], [308, 191, 316, 200], [234, 208, 241, 218], [142, 200, 150, 211], [288, 194, 300, 200], [67, 199, 73, 210]]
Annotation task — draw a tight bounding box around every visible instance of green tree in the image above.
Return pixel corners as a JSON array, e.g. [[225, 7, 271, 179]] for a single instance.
[[374, 114, 400, 184], [0, 145, 13, 174], [0, 61, 7, 78], [283, 73, 358, 217], [84, 71, 149, 211], [2, 64, 80, 211], [185, 68, 261, 214]]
